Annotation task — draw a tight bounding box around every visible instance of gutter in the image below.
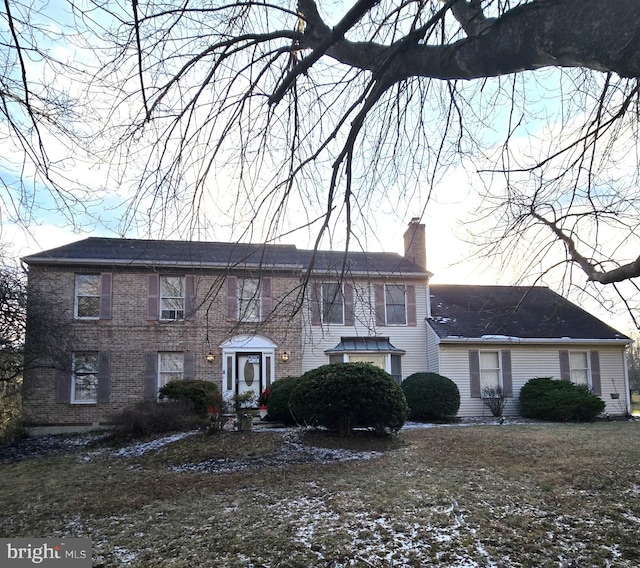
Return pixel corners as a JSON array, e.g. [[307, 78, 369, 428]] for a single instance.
[[22, 257, 305, 271], [438, 336, 631, 346]]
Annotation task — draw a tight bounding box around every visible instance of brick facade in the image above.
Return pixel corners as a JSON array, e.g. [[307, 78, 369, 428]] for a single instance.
[[22, 265, 303, 427]]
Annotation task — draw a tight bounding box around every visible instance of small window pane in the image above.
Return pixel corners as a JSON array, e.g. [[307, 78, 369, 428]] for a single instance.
[[570, 351, 589, 386], [75, 274, 100, 318], [322, 283, 344, 324], [385, 285, 406, 325], [239, 278, 260, 322], [479, 351, 501, 391], [72, 353, 98, 402], [160, 276, 185, 320], [158, 352, 184, 390]]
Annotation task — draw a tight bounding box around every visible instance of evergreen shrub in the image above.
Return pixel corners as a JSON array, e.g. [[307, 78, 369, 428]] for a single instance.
[[266, 377, 301, 425], [520, 377, 605, 422], [112, 400, 203, 438], [401, 372, 460, 421], [159, 380, 221, 416], [290, 363, 409, 436]]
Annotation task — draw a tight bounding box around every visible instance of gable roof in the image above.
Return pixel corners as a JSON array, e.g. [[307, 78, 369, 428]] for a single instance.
[[22, 237, 429, 277], [429, 284, 629, 342]]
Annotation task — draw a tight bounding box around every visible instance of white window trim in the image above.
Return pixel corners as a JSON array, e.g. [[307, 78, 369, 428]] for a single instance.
[[322, 283, 345, 325], [71, 352, 98, 404], [160, 276, 185, 321], [238, 278, 261, 323], [569, 350, 592, 388], [479, 350, 503, 396], [157, 352, 184, 399], [385, 284, 407, 326], [74, 274, 101, 320]]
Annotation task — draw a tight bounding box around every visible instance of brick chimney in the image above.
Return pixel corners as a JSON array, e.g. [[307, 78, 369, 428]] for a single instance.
[[403, 217, 426, 270]]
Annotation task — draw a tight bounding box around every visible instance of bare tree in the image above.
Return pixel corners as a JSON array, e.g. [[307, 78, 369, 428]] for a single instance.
[[3, 1, 640, 321]]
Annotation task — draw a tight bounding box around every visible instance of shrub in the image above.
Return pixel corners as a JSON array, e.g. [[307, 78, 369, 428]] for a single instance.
[[159, 380, 221, 416], [401, 372, 460, 421], [266, 377, 301, 425], [482, 385, 507, 418], [290, 363, 409, 436], [111, 400, 204, 438], [520, 377, 605, 422]]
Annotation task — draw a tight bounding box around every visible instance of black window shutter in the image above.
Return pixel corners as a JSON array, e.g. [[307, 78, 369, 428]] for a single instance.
[[501, 350, 513, 397], [144, 352, 158, 400], [147, 275, 159, 320], [590, 351, 602, 395], [185, 274, 195, 320], [55, 362, 72, 404], [559, 350, 570, 381], [344, 283, 355, 326], [375, 284, 386, 326], [310, 283, 321, 326], [183, 352, 196, 380], [97, 352, 111, 403], [226, 276, 238, 321], [99, 273, 113, 319], [261, 277, 272, 321], [469, 350, 481, 398]]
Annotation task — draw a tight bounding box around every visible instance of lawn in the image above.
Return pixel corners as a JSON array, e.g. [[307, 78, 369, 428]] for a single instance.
[[1, 422, 640, 567]]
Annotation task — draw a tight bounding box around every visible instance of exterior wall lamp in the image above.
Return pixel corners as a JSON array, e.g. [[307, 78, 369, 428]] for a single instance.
[[206, 352, 216, 363], [281, 351, 289, 362]]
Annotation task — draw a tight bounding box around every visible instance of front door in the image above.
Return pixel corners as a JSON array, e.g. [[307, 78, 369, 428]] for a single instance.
[[236, 353, 262, 397]]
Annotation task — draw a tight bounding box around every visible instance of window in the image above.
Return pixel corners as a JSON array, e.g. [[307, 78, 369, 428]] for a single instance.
[[75, 274, 100, 319], [322, 283, 344, 324], [160, 276, 185, 320], [238, 278, 261, 322], [72, 352, 98, 403], [158, 352, 184, 393], [385, 284, 407, 325], [569, 351, 590, 387], [479, 350, 501, 392]]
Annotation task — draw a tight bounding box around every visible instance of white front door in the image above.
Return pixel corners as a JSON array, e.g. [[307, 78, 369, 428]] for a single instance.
[[236, 353, 261, 397]]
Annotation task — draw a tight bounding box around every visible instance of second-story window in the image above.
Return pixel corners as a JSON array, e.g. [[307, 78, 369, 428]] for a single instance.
[[75, 274, 101, 319], [322, 283, 344, 324], [160, 276, 185, 320], [385, 284, 407, 325], [238, 278, 261, 322]]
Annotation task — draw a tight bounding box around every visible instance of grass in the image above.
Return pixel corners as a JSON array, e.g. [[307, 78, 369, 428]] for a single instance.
[[1, 423, 640, 567]]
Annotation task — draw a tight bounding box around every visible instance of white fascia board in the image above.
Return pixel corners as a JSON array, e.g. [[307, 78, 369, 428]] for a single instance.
[[439, 336, 631, 346], [24, 258, 305, 271]]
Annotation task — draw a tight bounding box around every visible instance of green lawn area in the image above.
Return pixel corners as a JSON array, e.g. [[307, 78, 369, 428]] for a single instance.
[[1, 423, 640, 567]]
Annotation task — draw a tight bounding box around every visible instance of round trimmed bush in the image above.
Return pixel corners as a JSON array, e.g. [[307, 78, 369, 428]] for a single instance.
[[290, 363, 409, 435], [520, 377, 605, 422], [266, 377, 301, 425], [401, 372, 460, 421], [159, 380, 221, 416]]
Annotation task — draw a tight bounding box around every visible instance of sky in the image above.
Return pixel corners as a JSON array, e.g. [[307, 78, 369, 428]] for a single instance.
[[1, 0, 638, 337]]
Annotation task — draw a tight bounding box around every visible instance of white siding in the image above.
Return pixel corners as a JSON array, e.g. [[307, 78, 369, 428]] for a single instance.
[[301, 280, 429, 380], [439, 343, 629, 417]]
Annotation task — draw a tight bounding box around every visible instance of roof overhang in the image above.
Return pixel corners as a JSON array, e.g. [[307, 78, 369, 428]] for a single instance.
[[325, 336, 406, 354], [437, 336, 631, 346], [22, 257, 305, 271]]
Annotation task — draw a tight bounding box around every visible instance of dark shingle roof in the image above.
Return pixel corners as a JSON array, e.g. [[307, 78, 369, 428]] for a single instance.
[[429, 285, 628, 341], [22, 237, 427, 276]]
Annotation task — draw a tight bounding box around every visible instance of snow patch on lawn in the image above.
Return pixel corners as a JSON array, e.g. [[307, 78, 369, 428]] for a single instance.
[[109, 431, 198, 458]]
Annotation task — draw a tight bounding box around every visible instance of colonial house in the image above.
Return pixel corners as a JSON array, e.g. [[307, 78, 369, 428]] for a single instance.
[[21, 220, 631, 431]]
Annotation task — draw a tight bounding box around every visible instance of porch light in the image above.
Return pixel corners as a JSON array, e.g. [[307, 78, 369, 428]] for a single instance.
[[281, 351, 289, 362], [206, 352, 216, 363]]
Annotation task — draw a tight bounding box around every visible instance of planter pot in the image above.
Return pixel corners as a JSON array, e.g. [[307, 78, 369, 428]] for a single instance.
[[259, 406, 268, 419], [610, 393, 620, 399], [237, 414, 254, 432]]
